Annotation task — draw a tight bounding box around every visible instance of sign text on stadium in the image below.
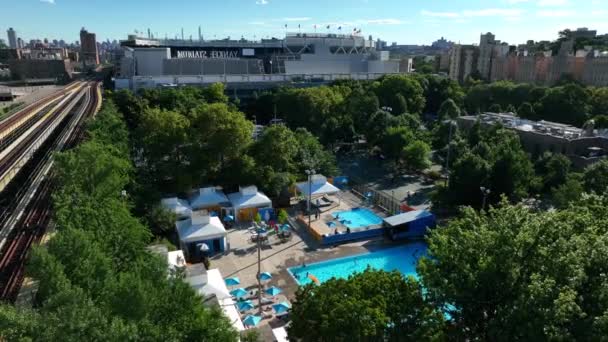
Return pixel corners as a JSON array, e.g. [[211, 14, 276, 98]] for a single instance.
[[176, 50, 239, 59]]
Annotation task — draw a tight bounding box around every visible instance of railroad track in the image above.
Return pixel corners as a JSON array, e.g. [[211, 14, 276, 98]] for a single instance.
[[0, 82, 101, 302]]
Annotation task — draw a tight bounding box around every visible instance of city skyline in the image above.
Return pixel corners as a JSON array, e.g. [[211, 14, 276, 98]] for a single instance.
[[1, 0, 608, 46]]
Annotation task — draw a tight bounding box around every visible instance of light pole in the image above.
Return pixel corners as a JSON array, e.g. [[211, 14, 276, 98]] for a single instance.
[[480, 186, 491, 211], [305, 169, 315, 228]]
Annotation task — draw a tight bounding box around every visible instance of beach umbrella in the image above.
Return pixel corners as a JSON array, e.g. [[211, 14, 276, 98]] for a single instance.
[[224, 277, 240, 286], [264, 210, 270, 222], [259, 272, 272, 281], [198, 243, 210, 253], [272, 301, 291, 314], [237, 300, 255, 312], [230, 288, 248, 298], [265, 286, 282, 296], [243, 315, 262, 327], [224, 215, 234, 222]]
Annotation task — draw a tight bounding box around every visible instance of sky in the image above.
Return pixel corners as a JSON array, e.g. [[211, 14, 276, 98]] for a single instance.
[[1, 0, 607, 46]]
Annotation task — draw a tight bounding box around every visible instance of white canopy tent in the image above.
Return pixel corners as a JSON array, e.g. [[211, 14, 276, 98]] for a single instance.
[[189, 186, 230, 210], [176, 214, 227, 244], [186, 268, 245, 332], [226, 186, 272, 222], [296, 175, 340, 197], [160, 197, 192, 219]]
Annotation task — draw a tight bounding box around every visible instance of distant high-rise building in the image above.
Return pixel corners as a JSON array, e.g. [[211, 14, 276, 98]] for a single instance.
[[79, 27, 100, 65], [7, 28, 17, 49]]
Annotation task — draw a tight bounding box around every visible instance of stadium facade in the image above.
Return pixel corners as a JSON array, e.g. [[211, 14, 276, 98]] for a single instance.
[[115, 33, 410, 90]]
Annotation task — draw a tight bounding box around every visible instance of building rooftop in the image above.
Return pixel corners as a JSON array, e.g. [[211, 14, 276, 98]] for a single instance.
[[459, 112, 592, 140]]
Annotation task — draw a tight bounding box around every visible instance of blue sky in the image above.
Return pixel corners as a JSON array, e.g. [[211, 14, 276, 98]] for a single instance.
[[1, 0, 607, 45]]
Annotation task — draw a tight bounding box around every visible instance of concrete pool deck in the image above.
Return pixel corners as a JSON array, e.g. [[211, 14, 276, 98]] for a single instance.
[[208, 209, 404, 334], [304, 193, 387, 237]]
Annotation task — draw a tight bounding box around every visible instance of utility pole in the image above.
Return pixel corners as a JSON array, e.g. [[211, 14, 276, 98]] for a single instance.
[[257, 233, 262, 315]]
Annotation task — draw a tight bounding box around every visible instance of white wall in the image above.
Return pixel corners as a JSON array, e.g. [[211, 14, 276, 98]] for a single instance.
[[134, 48, 170, 76]]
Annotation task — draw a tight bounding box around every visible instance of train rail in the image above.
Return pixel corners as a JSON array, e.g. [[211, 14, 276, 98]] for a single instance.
[[0, 82, 101, 302]]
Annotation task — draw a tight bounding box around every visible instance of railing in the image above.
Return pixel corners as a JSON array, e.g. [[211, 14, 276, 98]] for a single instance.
[[350, 183, 401, 216]]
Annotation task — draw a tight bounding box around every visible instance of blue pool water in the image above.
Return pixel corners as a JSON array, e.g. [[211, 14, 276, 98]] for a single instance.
[[333, 208, 383, 229], [288, 242, 428, 285]]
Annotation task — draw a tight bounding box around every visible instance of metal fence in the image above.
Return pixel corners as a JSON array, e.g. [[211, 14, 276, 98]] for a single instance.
[[350, 184, 401, 216]]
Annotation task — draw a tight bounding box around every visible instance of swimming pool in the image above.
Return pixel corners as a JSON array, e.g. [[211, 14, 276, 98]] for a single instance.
[[288, 242, 427, 285], [332, 208, 383, 229]]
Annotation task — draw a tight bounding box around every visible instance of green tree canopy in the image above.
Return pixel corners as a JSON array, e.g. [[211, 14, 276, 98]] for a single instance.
[[438, 98, 461, 120], [288, 270, 445, 342], [419, 196, 608, 341]]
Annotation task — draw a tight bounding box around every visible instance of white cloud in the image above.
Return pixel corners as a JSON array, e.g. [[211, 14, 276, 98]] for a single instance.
[[462, 8, 523, 17], [255, 0, 268, 5], [422, 8, 523, 19], [536, 9, 575, 16], [281, 17, 312, 22], [421, 10, 460, 18], [537, 0, 569, 6], [40, 0, 55, 4], [361, 19, 404, 25]]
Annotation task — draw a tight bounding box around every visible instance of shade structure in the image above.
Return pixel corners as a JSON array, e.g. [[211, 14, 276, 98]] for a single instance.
[[224, 215, 235, 222], [272, 301, 291, 314], [259, 272, 272, 281], [243, 315, 262, 327], [265, 286, 282, 296], [237, 300, 255, 312], [225, 277, 241, 286], [230, 288, 248, 298]]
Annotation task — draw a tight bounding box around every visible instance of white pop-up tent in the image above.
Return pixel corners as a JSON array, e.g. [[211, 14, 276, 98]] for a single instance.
[[226, 186, 272, 222], [190, 186, 230, 211], [160, 197, 192, 219], [186, 266, 245, 332], [296, 174, 340, 197], [176, 213, 227, 257]]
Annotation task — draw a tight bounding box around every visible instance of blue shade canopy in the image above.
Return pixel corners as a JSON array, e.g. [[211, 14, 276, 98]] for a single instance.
[[272, 301, 291, 314], [243, 315, 262, 326], [230, 288, 248, 298], [259, 272, 272, 281], [224, 215, 234, 221], [265, 286, 282, 296], [225, 277, 240, 286], [237, 300, 255, 312]]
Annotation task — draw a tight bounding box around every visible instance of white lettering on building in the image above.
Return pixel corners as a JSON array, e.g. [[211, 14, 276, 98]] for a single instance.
[[176, 50, 238, 59]]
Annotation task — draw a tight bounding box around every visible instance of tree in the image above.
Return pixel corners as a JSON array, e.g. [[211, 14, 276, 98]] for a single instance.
[[517, 102, 535, 119], [294, 128, 338, 177], [589, 87, 608, 116], [419, 197, 608, 340], [365, 110, 396, 146], [536, 84, 590, 126], [135, 107, 191, 192], [535, 152, 571, 191], [380, 126, 414, 163], [250, 125, 298, 174], [488, 103, 502, 113], [438, 98, 461, 120], [373, 75, 426, 115], [147, 205, 178, 236], [277, 209, 289, 224], [583, 159, 608, 193], [419, 74, 464, 114], [403, 140, 432, 172], [551, 174, 584, 209], [288, 270, 445, 341], [189, 102, 254, 182]]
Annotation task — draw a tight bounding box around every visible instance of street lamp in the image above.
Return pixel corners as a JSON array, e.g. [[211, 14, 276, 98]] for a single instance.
[[480, 186, 491, 211], [305, 169, 315, 228]]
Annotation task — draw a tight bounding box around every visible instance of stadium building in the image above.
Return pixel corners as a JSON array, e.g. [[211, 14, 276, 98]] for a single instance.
[[115, 32, 410, 91]]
